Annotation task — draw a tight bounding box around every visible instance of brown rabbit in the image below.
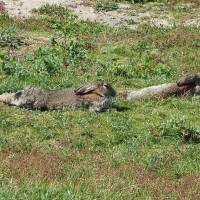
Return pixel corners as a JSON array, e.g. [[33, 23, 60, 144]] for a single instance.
[[118, 73, 200, 100], [0, 80, 116, 112]]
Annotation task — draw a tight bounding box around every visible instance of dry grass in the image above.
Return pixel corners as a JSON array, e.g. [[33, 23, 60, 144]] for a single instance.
[[1, 148, 200, 199], [0, 150, 67, 183]]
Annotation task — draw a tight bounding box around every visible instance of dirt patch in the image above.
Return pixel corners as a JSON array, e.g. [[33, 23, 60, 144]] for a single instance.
[[2, 0, 200, 30]]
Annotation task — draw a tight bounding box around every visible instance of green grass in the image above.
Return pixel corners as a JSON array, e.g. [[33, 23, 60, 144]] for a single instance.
[[0, 3, 200, 199], [96, 1, 119, 12]]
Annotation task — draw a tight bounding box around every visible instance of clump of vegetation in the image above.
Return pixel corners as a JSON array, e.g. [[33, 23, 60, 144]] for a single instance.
[[32, 5, 87, 68], [126, 0, 162, 3], [27, 47, 63, 76], [32, 3, 71, 17], [126, 19, 138, 25], [96, 1, 119, 12], [67, 40, 87, 66], [1, 47, 63, 78], [0, 29, 24, 48], [50, 14, 86, 67], [151, 115, 200, 143]]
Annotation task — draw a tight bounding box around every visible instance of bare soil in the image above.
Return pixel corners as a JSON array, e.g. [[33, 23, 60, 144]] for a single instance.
[[2, 0, 200, 29]]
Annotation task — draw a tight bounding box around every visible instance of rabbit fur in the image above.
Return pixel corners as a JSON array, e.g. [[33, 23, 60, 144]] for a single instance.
[[118, 73, 200, 100], [0, 80, 116, 112]]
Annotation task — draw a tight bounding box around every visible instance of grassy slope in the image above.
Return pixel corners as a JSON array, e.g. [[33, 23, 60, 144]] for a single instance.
[[0, 2, 200, 199]]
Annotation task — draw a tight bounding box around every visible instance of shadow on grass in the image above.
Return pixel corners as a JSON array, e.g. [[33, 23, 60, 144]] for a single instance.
[[112, 105, 130, 112]]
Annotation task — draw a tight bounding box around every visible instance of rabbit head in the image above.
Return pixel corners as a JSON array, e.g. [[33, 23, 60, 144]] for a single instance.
[[74, 80, 116, 99], [176, 73, 199, 87]]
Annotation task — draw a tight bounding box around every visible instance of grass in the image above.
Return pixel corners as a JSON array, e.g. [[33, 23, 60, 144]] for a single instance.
[[0, 2, 200, 199], [96, 1, 119, 11]]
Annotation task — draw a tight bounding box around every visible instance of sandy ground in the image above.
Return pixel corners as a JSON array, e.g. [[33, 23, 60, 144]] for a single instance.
[[1, 0, 200, 29]]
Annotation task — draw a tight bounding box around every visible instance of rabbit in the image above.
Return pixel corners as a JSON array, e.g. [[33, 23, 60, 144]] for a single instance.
[[176, 73, 200, 95], [118, 73, 200, 100], [0, 80, 116, 112]]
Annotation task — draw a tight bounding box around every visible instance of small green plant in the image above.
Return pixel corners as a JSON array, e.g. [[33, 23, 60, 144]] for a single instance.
[[1, 47, 62, 78], [1, 56, 29, 78], [50, 10, 80, 67], [154, 115, 200, 143], [126, 19, 138, 25], [96, 1, 119, 12], [0, 134, 7, 148], [126, 0, 162, 3], [174, 5, 191, 13], [0, 28, 24, 48], [32, 4, 79, 67], [32, 5, 86, 68], [28, 47, 62, 76], [67, 40, 86, 67], [32, 4, 71, 17]]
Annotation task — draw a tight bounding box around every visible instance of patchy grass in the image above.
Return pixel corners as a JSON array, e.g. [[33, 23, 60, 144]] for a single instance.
[[96, 1, 119, 11], [0, 3, 200, 199]]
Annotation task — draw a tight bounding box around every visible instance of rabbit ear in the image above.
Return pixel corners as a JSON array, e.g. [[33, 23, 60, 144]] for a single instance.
[[176, 73, 198, 87], [14, 91, 22, 100], [74, 84, 97, 95]]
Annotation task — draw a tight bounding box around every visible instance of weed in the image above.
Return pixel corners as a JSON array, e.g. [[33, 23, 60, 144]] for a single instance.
[[1, 47, 62, 78], [176, 5, 191, 13], [32, 4, 71, 17], [126, 0, 163, 3], [67, 40, 87, 67], [0, 28, 24, 48], [49, 8, 83, 67], [1, 56, 30, 78], [0, 14, 15, 28], [153, 115, 200, 143], [27, 47, 62, 76], [96, 1, 119, 12], [126, 19, 138, 25], [0, 134, 7, 149], [32, 5, 84, 68]]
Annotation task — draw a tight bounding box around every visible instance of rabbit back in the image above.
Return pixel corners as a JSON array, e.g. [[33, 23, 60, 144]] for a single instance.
[[124, 83, 191, 100], [13, 87, 85, 110], [10, 86, 111, 111], [47, 89, 110, 111]]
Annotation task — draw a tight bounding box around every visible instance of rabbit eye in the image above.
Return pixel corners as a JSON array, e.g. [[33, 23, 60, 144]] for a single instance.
[[103, 84, 108, 88]]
